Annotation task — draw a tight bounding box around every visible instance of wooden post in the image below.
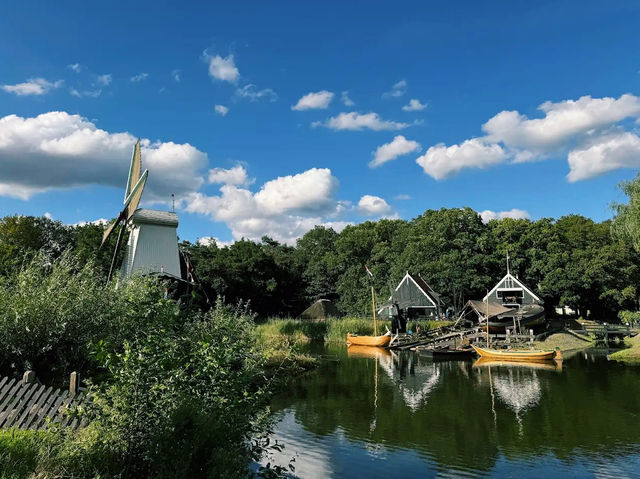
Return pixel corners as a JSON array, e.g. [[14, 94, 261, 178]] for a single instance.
[[69, 371, 78, 394], [23, 370, 36, 384], [371, 285, 377, 336], [506, 329, 511, 345], [529, 329, 534, 344]]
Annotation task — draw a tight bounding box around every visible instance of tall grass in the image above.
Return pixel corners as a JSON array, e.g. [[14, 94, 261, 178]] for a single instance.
[[255, 317, 453, 344]]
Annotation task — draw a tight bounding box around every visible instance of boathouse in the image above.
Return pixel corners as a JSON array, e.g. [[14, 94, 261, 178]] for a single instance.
[[482, 272, 542, 309], [381, 272, 443, 319]]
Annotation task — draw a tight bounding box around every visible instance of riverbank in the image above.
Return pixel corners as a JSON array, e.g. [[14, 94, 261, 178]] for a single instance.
[[608, 334, 640, 364], [533, 332, 594, 352], [255, 317, 454, 346]]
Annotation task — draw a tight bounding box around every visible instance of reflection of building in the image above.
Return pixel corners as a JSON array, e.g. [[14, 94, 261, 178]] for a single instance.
[[379, 272, 443, 319], [377, 351, 441, 412]]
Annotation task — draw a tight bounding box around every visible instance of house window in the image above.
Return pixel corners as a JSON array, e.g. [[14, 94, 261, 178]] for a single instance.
[[497, 289, 524, 305]]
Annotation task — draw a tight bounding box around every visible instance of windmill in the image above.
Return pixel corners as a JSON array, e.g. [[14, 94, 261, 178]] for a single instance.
[[101, 140, 181, 284]]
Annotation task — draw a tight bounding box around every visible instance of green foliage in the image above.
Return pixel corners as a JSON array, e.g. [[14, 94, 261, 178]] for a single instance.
[[618, 310, 640, 326]]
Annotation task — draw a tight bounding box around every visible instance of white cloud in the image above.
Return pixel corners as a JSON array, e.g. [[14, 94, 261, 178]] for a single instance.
[[130, 73, 149, 82], [394, 194, 411, 200], [214, 104, 229, 116], [44, 212, 52, 220], [370, 135, 421, 168], [205, 53, 239, 82], [67, 64, 82, 73], [567, 131, 640, 182], [402, 99, 427, 112], [186, 168, 348, 244], [416, 138, 508, 180], [208, 165, 251, 186], [358, 195, 392, 216], [480, 209, 530, 223], [96, 74, 112, 86], [70, 88, 102, 98], [313, 112, 410, 131], [292, 90, 334, 110], [341, 91, 355, 106], [235, 84, 277, 102], [0, 111, 207, 202], [1, 78, 63, 96], [383, 80, 407, 98], [172, 69, 181, 82], [197, 236, 233, 248], [73, 218, 109, 227]]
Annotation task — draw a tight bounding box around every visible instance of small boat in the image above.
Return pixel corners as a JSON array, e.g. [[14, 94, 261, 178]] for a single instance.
[[472, 345, 558, 361], [420, 346, 475, 359], [472, 357, 562, 372], [347, 332, 392, 347], [347, 344, 392, 359]]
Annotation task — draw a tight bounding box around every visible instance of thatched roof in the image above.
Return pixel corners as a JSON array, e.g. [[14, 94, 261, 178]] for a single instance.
[[299, 299, 342, 320], [461, 300, 512, 321]]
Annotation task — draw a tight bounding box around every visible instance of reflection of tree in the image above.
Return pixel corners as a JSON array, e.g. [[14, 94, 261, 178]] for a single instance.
[[271, 347, 640, 474]]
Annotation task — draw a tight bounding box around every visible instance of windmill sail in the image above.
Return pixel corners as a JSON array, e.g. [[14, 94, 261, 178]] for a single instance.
[[124, 139, 141, 202], [125, 169, 148, 219]]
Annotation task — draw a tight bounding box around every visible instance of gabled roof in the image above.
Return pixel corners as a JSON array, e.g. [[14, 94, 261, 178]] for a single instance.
[[482, 273, 541, 302], [390, 272, 439, 307]]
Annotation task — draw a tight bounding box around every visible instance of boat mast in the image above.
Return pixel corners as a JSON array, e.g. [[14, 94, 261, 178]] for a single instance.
[[371, 285, 378, 336], [486, 290, 490, 347]]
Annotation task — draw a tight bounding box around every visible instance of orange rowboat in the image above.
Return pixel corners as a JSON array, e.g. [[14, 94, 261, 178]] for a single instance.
[[472, 345, 558, 362], [347, 332, 392, 347]]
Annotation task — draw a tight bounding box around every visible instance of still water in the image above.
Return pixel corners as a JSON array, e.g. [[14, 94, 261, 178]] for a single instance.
[[267, 345, 640, 478]]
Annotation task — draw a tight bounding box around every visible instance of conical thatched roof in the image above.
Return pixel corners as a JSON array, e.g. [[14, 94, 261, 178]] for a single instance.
[[299, 299, 342, 320]]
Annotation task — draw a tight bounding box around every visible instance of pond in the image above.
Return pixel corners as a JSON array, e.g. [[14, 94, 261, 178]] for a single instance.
[[265, 345, 640, 478]]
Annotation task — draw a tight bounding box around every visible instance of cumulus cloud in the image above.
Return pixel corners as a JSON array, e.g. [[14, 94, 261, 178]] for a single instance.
[[186, 168, 349, 244], [370, 135, 421, 168], [416, 138, 508, 180], [208, 165, 251, 186], [130, 73, 149, 82], [383, 80, 407, 98], [358, 195, 392, 216], [421, 94, 640, 181], [313, 112, 410, 131], [205, 53, 239, 82], [402, 99, 427, 112], [0, 111, 207, 201], [341, 91, 355, 106], [567, 131, 640, 182], [1, 78, 63, 96], [197, 236, 233, 248], [480, 209, 531, 223], [291, 90, 334, 110], [214, 104, 229, 116], [235, 84, 278, 102]]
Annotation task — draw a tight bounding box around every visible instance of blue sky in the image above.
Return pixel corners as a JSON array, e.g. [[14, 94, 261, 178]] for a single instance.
[[2, 0, 640, 244]]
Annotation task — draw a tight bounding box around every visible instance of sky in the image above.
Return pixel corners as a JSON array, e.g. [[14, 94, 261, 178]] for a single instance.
[[2, 0, 640, 245]]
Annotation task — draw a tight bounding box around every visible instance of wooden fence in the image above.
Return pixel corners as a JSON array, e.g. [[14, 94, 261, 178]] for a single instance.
[[0, 372, 86, 430]]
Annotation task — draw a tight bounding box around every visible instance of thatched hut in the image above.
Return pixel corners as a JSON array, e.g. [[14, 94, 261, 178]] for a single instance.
[[299, 299, 342, 320]]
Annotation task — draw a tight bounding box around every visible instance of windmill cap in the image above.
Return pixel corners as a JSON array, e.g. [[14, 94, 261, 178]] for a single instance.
[[131, 208, 178, 227]]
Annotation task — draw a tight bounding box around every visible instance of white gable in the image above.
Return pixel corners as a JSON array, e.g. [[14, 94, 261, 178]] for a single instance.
[[482, 273, 540, 302]]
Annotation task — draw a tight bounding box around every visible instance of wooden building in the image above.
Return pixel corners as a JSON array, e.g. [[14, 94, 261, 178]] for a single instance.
[[482, 272, 542, 308], [380, 272, 443, 320]]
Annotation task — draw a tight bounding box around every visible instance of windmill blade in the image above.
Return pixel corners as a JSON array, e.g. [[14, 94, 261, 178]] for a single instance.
[[100, 209, 126, 247], [125, 169, 148, 219], [124, 139, 141, 202]]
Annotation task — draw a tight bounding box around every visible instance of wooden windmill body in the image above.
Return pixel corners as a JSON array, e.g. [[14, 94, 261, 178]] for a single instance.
[[101, 140, 182, 283]]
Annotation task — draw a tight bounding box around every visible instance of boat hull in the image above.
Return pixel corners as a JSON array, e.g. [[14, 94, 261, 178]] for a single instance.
[[346, 333, 391, 347], [472, 345, 557, 361], [483, 304, 546, 333]]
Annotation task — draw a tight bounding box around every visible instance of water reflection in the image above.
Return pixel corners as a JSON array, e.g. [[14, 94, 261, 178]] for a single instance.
[[270, 346, 640, 478]]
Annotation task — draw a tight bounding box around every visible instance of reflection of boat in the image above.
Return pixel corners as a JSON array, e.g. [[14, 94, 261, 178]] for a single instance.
[[472, 345, 557, 361], [347, 332, 392, 347], [473, 357, 562, 372], [347, 345, 392, 359]]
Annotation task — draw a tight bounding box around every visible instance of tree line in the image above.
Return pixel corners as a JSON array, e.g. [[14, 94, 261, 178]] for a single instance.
[[3, 175, 640, 321]]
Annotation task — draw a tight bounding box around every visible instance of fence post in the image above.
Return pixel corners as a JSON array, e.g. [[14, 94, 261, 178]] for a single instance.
[[529, 329, 534, 344], [506, 329, 511, 345], [23, 370, 36, 384], [69, 371, 78, 394]]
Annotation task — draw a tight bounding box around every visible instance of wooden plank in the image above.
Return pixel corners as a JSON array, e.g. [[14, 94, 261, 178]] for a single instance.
[[53, 393, 76, 427], [31, 388, 61, 430], [61, 392, 84, 428], [0, 378, 17, 406], [0, 382, 38, 428], [0, 380, 23, 424], [17, 385, 51, 430], [41, 390, 68, 430]]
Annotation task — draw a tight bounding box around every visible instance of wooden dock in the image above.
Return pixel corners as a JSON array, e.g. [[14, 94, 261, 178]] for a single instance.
[[0, 372, 86, 430]]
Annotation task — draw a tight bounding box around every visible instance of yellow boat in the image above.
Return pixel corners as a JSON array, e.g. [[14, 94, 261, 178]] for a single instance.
[[346, 332, 392, 347], [347, 344, 392, 359], [472, 345, 558, 361], [472, 356, 562, 371]]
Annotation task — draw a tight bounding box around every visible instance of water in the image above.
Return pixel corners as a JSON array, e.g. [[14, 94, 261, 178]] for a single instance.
[[266, 345, 640, 478]]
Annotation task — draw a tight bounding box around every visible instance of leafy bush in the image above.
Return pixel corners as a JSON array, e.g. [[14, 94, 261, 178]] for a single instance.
[[618, 310, 640, 327]]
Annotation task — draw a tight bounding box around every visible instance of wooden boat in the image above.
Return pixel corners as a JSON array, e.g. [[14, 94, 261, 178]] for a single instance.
[[472, 345, 558, 361], [472, 357, 562, 372], [482, 304, 546, 333], [420, 346, 475, 359], [347, 344, 392, 359], [346, 332, 392, 347]]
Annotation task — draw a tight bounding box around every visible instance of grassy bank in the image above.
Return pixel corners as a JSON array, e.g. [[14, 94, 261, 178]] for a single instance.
[[609, 334, 640, 364], [533, 332, 594, 352], [255, 317, 453, 345]]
